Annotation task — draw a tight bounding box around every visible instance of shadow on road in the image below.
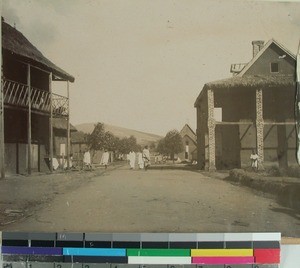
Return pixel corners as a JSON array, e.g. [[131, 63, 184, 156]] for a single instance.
[[270, 207, 300, 221]]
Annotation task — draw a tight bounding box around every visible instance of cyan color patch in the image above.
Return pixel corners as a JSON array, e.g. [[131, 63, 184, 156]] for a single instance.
[[63, 247, 126, 256]]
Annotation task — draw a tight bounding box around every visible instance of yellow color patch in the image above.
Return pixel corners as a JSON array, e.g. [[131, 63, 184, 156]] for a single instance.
[[191, 249, 253, 257]]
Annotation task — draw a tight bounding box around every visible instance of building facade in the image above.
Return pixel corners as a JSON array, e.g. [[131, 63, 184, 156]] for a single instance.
[[194, 40, 296, 170], [178, 124, 197, 162], [0, 19, 75, 176]]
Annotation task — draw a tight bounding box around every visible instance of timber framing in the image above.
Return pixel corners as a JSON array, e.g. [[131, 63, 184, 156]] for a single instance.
[[195, 39, 297, 171], [0, 19, 74, 178]]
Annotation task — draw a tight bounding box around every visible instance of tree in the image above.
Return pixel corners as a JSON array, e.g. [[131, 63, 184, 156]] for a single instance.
[[103, 131, 119, 152], [149, 142, 156, 151], [118, 135, 140, 154], [158, 129, 183, 161], [127, 135, 139, 151], [157, 138, 167, 155], [86, 122, 106, 151], [87, 123, 141, 157]]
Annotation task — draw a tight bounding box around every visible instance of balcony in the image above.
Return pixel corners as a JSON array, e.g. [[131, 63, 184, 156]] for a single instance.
[[2, 79, 69, 117]]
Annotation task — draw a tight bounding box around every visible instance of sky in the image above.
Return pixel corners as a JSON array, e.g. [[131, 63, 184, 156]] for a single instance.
[[2, 0, 300, 135]]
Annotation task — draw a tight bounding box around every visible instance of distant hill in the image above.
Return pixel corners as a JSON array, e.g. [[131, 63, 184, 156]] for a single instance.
[[75, 123, 162, 146]]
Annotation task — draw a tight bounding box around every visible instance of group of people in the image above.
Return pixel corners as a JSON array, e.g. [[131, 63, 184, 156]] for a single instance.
[[82, 146, 151, 171], [83, 149, 110, 170], [128, 146, 151, 170], [81, 147, 259, 172]]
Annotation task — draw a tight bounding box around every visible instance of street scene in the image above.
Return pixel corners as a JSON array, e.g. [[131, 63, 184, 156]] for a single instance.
[[1, 0, 300, 243], [1, 165, 300, 238]]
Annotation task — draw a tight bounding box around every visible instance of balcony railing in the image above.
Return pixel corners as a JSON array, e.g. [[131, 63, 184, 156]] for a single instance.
[[2, 79, 69, 117], [230, 63, 246, 75]]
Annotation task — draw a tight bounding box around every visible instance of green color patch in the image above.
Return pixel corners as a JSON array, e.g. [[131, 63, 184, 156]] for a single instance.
[[127, 249, 191, 256]]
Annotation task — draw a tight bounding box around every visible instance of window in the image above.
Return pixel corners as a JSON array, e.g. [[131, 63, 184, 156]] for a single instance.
[[186, 140, 189, 146], [214, 107, 222, 122], [270, 62, 279, 73], [60, 144, 66, 156]]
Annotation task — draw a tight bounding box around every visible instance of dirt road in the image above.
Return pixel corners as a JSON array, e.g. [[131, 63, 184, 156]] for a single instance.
[[3, 165, 300, 237]]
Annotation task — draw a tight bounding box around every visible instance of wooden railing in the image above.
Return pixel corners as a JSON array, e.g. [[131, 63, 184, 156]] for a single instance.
[[2, 79, 68, 117], [52, 93, 69, 117]]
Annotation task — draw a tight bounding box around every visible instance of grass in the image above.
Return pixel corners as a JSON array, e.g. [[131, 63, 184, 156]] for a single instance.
[[264, 165, 300, 178]]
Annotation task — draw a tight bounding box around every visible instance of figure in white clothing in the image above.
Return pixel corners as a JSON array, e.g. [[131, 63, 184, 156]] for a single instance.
[[83, 149, 92, 170], [137, 151, 144, 169], [128, 150, 136, 169], [142, 146, 150, 171], [101, 149, 110, 169], [250, 149, 259, 171], [52, 158, 59, 170]]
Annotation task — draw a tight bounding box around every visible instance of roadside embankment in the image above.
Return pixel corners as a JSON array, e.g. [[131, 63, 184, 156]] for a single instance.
[[0, 163, 124, 227], [225, 169, 300, 211]]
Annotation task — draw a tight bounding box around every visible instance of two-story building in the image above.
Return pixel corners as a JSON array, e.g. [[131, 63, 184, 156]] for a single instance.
[[0, 18, 75, 177], [194, 40, 296, 170]]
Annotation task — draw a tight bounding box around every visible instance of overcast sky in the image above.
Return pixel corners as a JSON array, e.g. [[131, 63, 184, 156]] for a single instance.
[[2, 0, 300, 135]]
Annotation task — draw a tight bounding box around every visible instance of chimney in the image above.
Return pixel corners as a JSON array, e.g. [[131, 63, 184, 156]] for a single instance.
[[252, 40, 264, 57]]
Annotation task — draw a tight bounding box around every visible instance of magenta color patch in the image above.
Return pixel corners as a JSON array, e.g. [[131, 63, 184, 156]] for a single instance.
[[192, 256, 255, 264]]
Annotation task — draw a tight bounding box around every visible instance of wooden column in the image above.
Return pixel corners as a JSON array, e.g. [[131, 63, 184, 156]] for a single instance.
[[207, 89, 216, 171], [0, 17, 4, 178], [256, 88, 264, 170], [49, 72, 53, 172], [27, 64, 32, 175], [66, 80, 70, 169], [38, 143, 41, 172]]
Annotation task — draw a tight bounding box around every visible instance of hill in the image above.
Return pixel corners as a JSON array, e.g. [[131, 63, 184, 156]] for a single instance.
[[75, 123, 162, 146]]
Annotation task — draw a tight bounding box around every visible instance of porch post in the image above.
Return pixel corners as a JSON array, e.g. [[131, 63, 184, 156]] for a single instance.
[[207, 89, 216, 171], [0, 18, 5, 178], [256, 88, 264, 170], [66, 80, 70, 169], [49, 72, 53, 172], [27, 64, 32, 175]]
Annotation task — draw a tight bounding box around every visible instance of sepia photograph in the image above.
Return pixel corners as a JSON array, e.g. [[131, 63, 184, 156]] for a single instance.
[[0, 0, 300, 240]]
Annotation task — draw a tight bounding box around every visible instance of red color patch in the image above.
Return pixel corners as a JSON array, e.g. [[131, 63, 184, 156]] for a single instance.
[[254, 248, 280, 264]]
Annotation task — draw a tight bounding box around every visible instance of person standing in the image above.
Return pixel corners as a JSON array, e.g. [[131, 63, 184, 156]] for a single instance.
[[101, 149, 110, 169], [83, 149, 92, 170], [128, 150, 136, 169], [137, 150, 144, 169], [142, 146, 150, 171], [250, 149, 259, 171]]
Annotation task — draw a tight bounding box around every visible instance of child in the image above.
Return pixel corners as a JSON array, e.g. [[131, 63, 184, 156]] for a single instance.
[[250, 150, 259, 171]]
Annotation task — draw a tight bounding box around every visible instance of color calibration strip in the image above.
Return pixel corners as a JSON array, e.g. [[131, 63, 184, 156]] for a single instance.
[[1, 232, 280, 267]]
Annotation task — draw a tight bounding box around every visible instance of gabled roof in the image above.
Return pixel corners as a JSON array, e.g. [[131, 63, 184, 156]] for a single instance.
[[2, 19, 75, 82], [71, 131, 88, 143], [238, 39, 296, 77], [194, 39, 296, 107], [180, 124, 196, 142], [53, 118, 77, 132]]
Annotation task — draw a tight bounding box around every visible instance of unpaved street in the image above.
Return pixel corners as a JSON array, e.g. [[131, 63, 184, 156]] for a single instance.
[[3, 166, 300, 237]]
